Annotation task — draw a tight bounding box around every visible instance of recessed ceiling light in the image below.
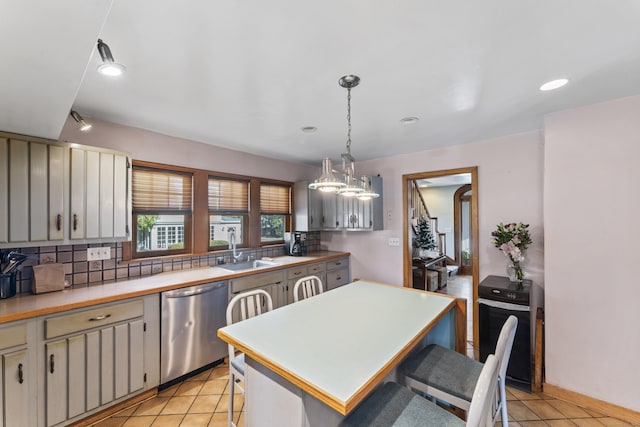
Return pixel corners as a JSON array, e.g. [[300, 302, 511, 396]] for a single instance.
[[301, 126, 317, 133], [539, 78, 569, 92], [400, 117, 420, 124]]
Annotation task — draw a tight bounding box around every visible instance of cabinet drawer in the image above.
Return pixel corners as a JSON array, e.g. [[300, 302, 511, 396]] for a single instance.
[[326, 258, 348, 270], [287, 266, 308, 280], [45, 299, 144, 339], [0, 323, 27, 350], [326, 267, 350, 290], [307, 263, 326, 274], [230, 271, 285, 294]]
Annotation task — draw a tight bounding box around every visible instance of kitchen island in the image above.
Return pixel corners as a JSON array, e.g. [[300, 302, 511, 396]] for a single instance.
[[218, 280, 466, 426]]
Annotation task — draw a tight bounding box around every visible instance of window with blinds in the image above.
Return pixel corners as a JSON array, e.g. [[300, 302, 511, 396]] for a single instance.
[[132, 167, 192, 256], [260, 184, 291, 215], [208, 178, 249, 213], [133, 168, 192, 212], [260, 183, 291, 244], [208, 177, 249, 249]]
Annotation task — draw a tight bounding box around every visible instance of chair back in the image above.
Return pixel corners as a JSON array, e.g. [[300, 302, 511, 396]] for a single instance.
[[293, 275, 324, 302], [226, 289, 273, 358], [494, 315, 518, 384], [465, 354, 500, 427]]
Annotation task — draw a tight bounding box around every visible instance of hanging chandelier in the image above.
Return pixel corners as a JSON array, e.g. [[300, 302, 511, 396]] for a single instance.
[[309, 75, 379, 199]]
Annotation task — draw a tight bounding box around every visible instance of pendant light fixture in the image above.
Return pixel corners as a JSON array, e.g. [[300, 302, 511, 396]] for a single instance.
[[357, 175, 380, 200], [309, 75, 379, 199], [97, 39, 126, 77], [308, 157, 346, 192]]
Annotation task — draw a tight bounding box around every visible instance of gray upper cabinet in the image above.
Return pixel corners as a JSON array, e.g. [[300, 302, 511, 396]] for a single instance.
[[70, 147, 130, 241], [294, 180, 323, 231], [294, 176, 383, 231], [0, 133, 131, 248], [1, 137, 68, 245]]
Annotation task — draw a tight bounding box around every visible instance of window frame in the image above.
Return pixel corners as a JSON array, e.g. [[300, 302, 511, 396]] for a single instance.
[[126, 160, 292, 261], [259, 182, 292, 246], [208, 176, 250, 251], [131, 163, 194, 259]]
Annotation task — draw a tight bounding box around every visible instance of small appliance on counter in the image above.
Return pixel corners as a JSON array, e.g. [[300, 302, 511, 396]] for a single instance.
[[289, 231, 305, 256]]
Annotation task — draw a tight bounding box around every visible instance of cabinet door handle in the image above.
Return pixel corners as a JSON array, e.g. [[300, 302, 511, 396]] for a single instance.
[[336, 221, 339, 227], [310, 216, 313, 225], [293, 272, 301, 276], [49, 354, 55, 373], [56, 214, 62, 231], [336, 276, 342, 280], [18, 363, 24, 384], [89, 314, 111, 321], [73, 214, 78, 231]]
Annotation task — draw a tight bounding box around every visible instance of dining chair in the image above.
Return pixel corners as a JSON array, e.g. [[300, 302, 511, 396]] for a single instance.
[[402, 315, 518, 426], [342, 354, 500, 426], [225, 289, 273, 427], [293, 275, 324, 302]]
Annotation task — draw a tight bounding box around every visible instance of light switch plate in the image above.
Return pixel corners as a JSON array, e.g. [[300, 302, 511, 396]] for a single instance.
[[388, 237, 400, 246], [87, 247, 111, 261]]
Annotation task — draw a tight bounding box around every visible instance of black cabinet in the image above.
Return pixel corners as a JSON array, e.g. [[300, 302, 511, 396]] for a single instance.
[[478, 275, 532, 391]]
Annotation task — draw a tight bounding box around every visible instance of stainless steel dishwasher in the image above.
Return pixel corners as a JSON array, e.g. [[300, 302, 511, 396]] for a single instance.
[[161, 281, 228, 384]]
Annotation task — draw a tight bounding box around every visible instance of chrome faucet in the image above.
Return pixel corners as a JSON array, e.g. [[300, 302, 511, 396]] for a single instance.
[[228, 227, 243, 263]]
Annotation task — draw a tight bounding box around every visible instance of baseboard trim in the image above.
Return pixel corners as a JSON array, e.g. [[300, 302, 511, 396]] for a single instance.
[[543, 382, 640, 424], [69, 388, 157, 427]]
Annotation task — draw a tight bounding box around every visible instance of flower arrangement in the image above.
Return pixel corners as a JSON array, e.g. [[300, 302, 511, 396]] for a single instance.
[[491, 222, 531, 281]]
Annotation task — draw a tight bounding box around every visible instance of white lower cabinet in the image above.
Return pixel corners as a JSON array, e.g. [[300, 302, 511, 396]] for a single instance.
[[325, 257, 351, 291], [0, 321, 31, 427], [39, 296, 158, 427]]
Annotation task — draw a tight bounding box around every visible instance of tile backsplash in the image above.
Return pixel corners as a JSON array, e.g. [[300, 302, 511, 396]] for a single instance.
[[9, 231, 321, 295]]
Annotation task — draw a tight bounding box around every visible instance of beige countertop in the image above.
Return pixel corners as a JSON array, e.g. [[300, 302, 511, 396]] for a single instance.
[[0, 251, 349, 324]]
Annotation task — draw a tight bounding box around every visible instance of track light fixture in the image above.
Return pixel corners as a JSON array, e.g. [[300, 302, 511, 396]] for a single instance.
[[97, 39, 126, 77], [70, 110, 92, 131]]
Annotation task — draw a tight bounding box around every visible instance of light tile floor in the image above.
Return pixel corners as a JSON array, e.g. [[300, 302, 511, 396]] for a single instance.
[[92, 276, 638, 426], [92, 360, 638, 426]]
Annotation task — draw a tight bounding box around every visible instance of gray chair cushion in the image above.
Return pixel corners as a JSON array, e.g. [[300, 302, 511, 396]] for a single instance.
[[342, 382, 465, 426], [403, 344, 483, 402], [231, 353, 245, 376]]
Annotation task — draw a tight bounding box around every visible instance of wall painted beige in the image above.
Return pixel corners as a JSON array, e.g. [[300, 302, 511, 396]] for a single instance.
[[320, 130, 545, 291], [544, 95, 640, 411], [60, 117, 314, 182]]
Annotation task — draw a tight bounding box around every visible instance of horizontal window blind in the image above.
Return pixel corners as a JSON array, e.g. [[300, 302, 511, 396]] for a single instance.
[[260, 184, 291, 215], [208, 178, 249, 212], [133, 167, 192, 211]]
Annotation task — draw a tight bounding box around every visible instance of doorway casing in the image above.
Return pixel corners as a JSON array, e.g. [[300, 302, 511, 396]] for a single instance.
[[402, 166, 480, 347]]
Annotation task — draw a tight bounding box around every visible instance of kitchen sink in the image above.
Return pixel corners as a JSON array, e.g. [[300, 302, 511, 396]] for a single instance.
[[218, 259, 281, 272]]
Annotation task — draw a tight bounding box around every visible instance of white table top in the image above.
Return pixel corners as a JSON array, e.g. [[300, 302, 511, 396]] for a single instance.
[[217, 280, 457, 415]]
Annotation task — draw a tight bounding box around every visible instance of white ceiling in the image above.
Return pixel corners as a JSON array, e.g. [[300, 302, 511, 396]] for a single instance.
[[3, 1, 640, 165]]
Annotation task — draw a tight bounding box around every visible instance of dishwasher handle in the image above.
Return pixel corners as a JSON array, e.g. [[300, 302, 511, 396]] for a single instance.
[[164, 282, 227, 298]]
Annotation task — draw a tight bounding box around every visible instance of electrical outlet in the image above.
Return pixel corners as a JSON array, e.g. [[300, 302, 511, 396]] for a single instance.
[[87, 247, 111, 261], [388, 237, 400, 247]]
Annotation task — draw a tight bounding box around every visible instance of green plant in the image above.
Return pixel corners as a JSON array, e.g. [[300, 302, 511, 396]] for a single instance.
[[210, 239, 229, 247], [413, 218, 437, 250], [136, 214, 158, 250]]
